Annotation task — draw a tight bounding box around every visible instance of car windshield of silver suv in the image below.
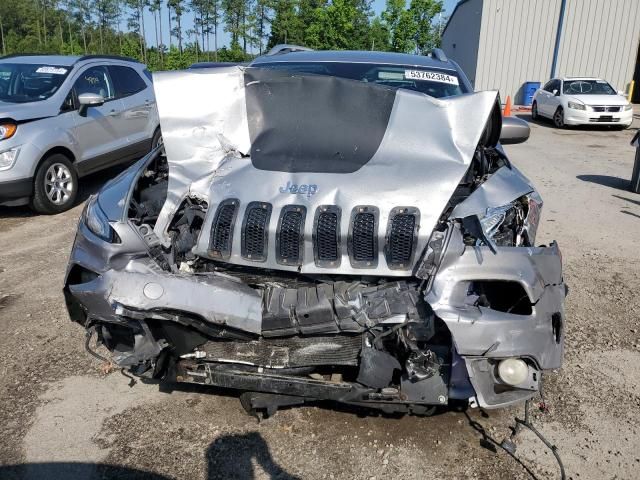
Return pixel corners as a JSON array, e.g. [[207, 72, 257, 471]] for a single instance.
[[64, 62, 565, 420], [0, 63, 70, 102]]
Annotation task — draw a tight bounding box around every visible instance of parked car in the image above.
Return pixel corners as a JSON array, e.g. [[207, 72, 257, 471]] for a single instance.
[[532, 77, 633, 129], [64, 48, 565, 418], [0, 54, 161, 214]]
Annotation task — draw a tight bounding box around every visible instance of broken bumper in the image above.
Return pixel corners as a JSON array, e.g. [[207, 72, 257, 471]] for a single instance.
[[65, 211, 565, 410], [427, 242, 565, 408]]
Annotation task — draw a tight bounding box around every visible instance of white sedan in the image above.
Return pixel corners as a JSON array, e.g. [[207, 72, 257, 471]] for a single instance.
[[532, 77, 633, 128]]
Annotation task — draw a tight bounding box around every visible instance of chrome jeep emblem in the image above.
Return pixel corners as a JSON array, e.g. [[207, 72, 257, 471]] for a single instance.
[[279, 181, 318, 198]]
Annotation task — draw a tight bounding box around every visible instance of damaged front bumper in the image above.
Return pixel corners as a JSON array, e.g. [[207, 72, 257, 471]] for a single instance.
[[65, 204, 565, 412]]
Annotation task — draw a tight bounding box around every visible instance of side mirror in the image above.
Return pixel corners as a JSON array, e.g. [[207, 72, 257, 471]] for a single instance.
[[552, 89, 560, 96], [500, 116, 530, 145], [78, 92, 105, 116]]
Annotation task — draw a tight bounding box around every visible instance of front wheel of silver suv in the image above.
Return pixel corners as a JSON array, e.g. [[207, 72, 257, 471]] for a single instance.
[[31, 154, 78, 214]]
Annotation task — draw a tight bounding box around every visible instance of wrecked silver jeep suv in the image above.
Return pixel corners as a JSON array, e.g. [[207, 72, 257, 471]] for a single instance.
[[64, 49, 565, 417]]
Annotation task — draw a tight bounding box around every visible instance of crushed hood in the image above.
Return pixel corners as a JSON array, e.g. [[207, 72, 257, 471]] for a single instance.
[[152, 66, 499, 276]]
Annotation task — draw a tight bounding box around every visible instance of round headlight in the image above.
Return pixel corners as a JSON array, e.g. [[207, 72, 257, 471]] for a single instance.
[[497, 358, 529, 386]]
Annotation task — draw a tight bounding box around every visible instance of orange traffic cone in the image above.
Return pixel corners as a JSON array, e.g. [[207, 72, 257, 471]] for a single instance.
[[503, 96, 512, 117]]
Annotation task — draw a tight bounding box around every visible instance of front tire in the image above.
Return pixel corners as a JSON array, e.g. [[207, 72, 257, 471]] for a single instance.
[[31, 154, 78, 214], [531, 101, 539, 120], [553, 107, 565, 128]]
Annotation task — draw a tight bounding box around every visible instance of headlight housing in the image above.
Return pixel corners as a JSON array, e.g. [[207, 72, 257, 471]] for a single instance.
[[475, 193, 542, 248], [0, 147, 19, 171], [85, 196, 120, 243], [623, 104, 632, 111], [567, 101, 586, 110], [0, 122, 17, 140]]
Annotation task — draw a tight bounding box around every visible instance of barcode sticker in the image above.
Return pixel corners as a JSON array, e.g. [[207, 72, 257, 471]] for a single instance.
[[405, 70, 459, 85]]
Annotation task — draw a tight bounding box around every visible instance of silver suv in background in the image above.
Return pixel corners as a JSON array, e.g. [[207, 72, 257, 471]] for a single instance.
[[0, 55, 160, 214]]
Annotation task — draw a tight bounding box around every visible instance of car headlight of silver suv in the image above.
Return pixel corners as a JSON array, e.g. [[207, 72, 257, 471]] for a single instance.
[[0, 122, 17, 140], [623, 104, 632, 111], [0, 147, 19, 171], [85, 196, 121, 243], [567, 101, 586, 111], [478, 193, 543, 247]]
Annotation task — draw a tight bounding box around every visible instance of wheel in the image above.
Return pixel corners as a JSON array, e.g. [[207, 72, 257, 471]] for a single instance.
[[31, 153, 78, 214], [531, 101, 539, 120], [151, 128, 163, 151], [553, 107, 565, 128]]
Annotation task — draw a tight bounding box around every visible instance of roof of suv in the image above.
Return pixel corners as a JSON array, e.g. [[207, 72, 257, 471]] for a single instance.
[[0, 54, 141, 67], [251, 50, 457, 71]]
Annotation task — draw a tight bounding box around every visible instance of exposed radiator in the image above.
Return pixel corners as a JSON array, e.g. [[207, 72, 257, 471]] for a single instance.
[[201, 335, 363, 368]]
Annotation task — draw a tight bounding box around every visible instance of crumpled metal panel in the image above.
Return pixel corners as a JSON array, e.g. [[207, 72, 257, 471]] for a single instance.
[[426, 226, 565, 370], [152, 66, 500, 275], [450, 165, 535, 219], [68, 257, 263, 334]]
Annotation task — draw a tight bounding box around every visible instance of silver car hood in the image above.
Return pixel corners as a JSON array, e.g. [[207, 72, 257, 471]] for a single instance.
[[152, 66, 499, 276], [0, 99, 61, 121]]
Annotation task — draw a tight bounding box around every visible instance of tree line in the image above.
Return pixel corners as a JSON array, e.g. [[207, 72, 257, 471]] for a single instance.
[[0, 0, 445, 70]]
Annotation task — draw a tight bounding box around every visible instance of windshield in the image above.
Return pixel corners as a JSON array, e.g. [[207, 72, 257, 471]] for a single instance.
[[563, 79, 616, 95], [0, 63, 70, 103], [255, 61, 466, 98]]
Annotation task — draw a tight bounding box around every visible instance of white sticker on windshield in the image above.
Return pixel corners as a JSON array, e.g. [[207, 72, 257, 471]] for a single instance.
[[36, 66, 68, 75], [405, 70, 459, 85]]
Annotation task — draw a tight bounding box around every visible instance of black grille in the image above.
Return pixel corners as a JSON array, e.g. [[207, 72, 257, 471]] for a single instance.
[[317, 213, 338, 259], [592, 106, 620, 112], [314, 206, 341, 267], [352, 213, 376, 261], [385, 207, 419, 269], [277, 206, 305, 265], [390, 215, 415, 264], [241, 202, 271, 262], [210, 199, 238, 259]]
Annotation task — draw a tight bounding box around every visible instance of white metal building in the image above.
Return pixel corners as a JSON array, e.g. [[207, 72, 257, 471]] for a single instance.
[[441, 0, 640, 103]]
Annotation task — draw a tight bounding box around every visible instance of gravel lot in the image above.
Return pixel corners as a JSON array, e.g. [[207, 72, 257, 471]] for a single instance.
[[1, 110, 639, 480]]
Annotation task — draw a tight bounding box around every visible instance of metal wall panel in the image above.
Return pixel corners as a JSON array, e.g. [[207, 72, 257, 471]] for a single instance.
[[474, 0, 562, 102], [555, 0, 640, 91], [441, 0, 484, 85], [444, 0, 640, 101]]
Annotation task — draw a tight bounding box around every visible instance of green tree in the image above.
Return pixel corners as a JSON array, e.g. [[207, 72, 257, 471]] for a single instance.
[[267, 0, 297, 48], [409, 0, 442, 54]]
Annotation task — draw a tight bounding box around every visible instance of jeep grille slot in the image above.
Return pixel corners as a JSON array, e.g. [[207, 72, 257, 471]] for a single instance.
[[241, 202, 272, 262], [209, 199, 239, 259], [314, 206, 341, 267], [385, 207, 419, 269], [348, 206, 379, 268], [352, 213, 376, 261], [276, 205, 306, 265]]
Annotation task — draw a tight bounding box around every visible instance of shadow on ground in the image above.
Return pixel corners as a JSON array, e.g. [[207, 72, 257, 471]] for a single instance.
[[0, 432, 300, 480], [576, 174, 630, 191]]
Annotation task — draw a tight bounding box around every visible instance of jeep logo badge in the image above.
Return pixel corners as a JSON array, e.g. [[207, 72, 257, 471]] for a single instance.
[[279, 181, 318, 198]]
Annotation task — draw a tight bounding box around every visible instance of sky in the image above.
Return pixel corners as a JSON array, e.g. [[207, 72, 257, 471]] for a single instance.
[[140, 0, 458, 53]]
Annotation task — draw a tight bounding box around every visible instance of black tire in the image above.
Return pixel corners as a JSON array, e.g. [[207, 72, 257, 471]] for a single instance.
[[151, 128, 163, 150], [531, 101, 539, 120], [31, 153, 78, 214], [553, 107, 565, 129]]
